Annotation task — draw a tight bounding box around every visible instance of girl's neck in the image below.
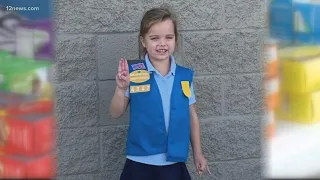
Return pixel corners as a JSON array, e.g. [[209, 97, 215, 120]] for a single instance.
[[149, 57, 171, 76]]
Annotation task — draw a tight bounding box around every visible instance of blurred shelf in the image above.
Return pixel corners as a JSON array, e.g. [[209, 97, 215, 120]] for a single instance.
[[265, 120, 320, 178]]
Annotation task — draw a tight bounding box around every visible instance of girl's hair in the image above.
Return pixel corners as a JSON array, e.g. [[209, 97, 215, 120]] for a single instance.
[[139, 5, 179, 58]]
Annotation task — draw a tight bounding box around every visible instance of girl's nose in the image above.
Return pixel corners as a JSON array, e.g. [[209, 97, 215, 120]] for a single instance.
[[159, 39, 166, 46]]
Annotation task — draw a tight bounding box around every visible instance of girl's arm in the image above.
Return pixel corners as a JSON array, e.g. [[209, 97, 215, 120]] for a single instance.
[[110, 58, 130, 119], [109, 86, 129, 119], [190, 104, 202, 155], [190, 104, 211, 175]]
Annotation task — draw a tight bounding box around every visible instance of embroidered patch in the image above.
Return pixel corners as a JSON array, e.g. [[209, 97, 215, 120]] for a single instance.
[[130, 84, 150, 93], [181, 81, 191, 98], [130, 70, 150, 83], [131, 63, 146, 70]]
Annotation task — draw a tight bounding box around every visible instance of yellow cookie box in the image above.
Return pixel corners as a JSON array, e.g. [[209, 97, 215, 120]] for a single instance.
[[276, 90, 320, 123], [278, 46, 320, 94]]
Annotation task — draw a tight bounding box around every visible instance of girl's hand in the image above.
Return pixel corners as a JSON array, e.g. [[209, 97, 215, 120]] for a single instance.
[[116, 58, 130, 90], [193, 153, 211, 176]]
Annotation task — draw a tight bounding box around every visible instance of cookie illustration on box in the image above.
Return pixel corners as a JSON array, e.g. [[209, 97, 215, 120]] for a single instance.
[[0, 118, 9, 146], [0, 7, 53, 60], [31, 78, 41, 96], [16, 20, 53, 60], [0, 5, 24, 54]]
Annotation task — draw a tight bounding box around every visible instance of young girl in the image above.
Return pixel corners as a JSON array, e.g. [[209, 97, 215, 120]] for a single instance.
[[110, 6, 211, 180]]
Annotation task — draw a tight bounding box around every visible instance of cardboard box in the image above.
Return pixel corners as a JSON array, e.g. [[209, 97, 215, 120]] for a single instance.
[[263, 39, 279, 79], [264, 76, 280, 110], [294, 1, 320, 44], [0, 93, 53, 115], [276, 90, 320, 123], [268, 0, 320, 44], [0, 91, 25, 99], [269, 0, 294, 41], [264, 111, 275, 139], [0, 53, 53, 97], [0, 114, 55, 156], [0, 154, 56, 179], [278, 46, 320, 93]]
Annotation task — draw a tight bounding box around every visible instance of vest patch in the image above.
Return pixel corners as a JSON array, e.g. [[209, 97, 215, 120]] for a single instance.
[[130, 84, 150, 93], [131, 63, 146, 70], [181, 81, 191, 98], [129, 70, 150, 83]]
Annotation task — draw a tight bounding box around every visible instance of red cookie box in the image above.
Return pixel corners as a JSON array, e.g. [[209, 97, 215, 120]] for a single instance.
[[0, 93, 27, 110], [0, 153, 56, 179], [0, 114, 56, 156], [0, 95, 54, 115], [0, 92, 25, 100]]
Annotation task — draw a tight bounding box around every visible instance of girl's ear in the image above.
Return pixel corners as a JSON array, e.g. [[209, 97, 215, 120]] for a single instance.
[[140, 36, 146, 48]]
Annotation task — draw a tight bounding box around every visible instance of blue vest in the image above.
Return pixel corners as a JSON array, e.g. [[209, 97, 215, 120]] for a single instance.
[[126, 60, 194, 162]]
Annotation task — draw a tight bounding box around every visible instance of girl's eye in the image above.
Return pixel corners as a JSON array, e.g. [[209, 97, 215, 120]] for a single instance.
[[151, 37, 158, 40], [167, 37, 174, 39]]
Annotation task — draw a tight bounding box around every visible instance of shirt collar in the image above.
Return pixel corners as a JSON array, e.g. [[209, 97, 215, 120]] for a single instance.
[[144, 53, 176, 76]]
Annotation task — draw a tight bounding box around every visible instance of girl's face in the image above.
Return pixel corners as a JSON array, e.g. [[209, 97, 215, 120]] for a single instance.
[[141, 19, 176, 62]]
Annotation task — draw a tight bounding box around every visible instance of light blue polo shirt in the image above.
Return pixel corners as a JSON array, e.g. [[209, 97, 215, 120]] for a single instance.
[[125, 54, 196, 166]]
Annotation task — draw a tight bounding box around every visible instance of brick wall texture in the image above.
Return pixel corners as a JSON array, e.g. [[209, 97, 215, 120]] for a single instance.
[[55, 0, 266, 179]]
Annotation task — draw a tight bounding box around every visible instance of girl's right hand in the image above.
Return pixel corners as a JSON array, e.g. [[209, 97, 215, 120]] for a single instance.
[[116, 58, 130, 91]]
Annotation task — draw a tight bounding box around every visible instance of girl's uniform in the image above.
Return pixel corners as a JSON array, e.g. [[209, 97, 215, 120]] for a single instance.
[[120, 54, 196, 180]]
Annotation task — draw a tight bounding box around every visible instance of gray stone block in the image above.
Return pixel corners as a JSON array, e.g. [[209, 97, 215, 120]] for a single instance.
[[55, 81, 98, 128], [162, 0, 224, 30], [90, 0, 142, 32], [55, 0, 142, 32], [173, 33, 184, 65], [186, 163, 208, 180], [101, 171, 123, 180], [142, 0, 166, 12], [200, 116, 261, 162], [223, 74, 263, 116], [101, 126, 128, 171], [225, 0, 266, 29], [212, 158, 261, 180], [182, 31, 262, 74], [57, 173, 101, 180], [57, 128, 100, 175], [193, 76, 223, 119], [97, 33, 139, 80], [99, 81, 130, 126], [55, 1, 99, 33], [55, 34, 97, 82], [187, 158, 261, 180]]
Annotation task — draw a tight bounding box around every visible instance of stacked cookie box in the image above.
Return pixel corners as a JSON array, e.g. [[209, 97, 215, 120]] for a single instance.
[[262, 40, 279, 139], [0, 51, 56, 179], [268, 0, 320, 124]]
